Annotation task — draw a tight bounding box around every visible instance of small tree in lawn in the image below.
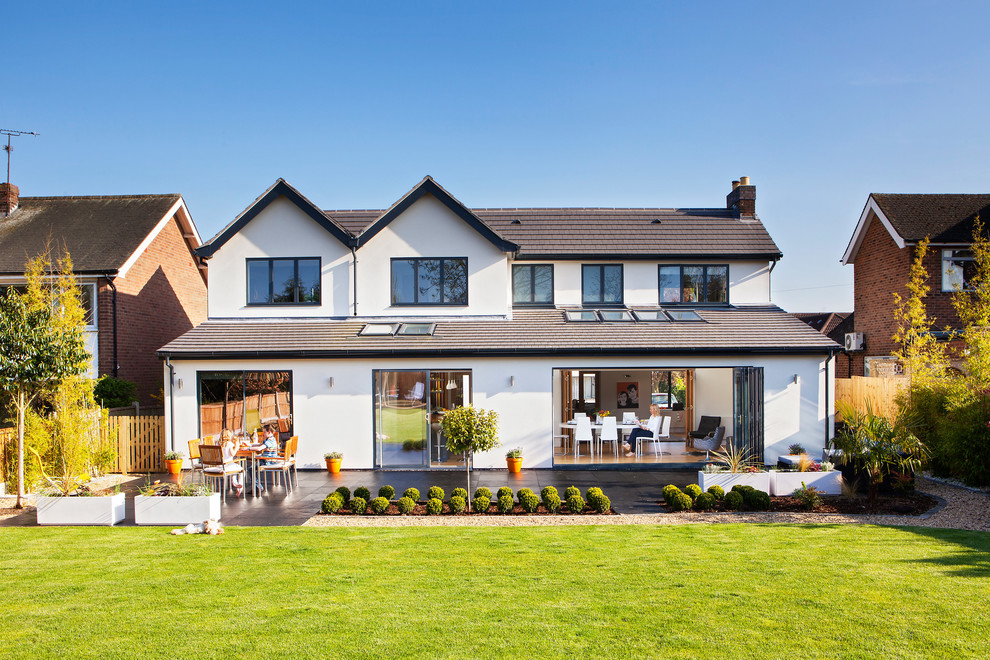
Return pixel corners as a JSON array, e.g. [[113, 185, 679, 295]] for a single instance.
[[440, 406, 499, 510], [0, 252, 90, 507]]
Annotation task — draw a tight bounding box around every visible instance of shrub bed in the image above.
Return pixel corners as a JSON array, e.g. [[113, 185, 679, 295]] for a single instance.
[[659, 484, 937, 515]]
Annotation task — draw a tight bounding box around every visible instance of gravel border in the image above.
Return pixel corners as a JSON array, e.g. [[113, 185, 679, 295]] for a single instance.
[[302, 477, 990, 531]]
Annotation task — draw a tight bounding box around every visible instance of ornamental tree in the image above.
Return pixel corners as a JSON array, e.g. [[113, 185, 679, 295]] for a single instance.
[[0, 252, 90, 507], [440, 405, 500, 510]]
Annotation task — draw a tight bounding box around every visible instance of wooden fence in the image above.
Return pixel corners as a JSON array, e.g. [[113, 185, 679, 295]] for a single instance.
[[834, 376, 909, 420], [0, 414, 165, 480]]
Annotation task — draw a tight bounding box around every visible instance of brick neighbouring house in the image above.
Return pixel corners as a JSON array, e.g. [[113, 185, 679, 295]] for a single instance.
[[841, 193, 990, 376], [0, 182, 207, 405]]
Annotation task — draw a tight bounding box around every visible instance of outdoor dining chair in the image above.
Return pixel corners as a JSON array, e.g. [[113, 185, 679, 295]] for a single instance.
[[258, 437, 294, 492], [187, 438, 206, 483], [598, 416, 619, 457], [200, 444, 244, 501], [574, 416, 594, 459]]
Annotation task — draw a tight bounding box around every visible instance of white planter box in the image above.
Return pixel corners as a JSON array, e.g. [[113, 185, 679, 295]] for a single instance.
[[770, 470, 843, 496], [134, 493, 221, 525], [36, 493, 125, 526], [698, 471, 771, 493]]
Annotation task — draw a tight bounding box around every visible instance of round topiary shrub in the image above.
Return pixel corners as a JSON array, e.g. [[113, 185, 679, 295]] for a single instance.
[[541, 486, 558, 501], [397, 496, 416, 514], [663, 485, 683, 503], [564, 486, 581, 500], [354, 486, 372, 502], [452, 487, 468, 501], [724, 490, 744, 510], [427, 486, 445, 501], [497, 486, 513, 500], [350, 496, 367, 515], [403, 487, 420, 501], [321, 493, 343, 514], [744, 489, 771, 511], [707, 485, 725, 500], [378, 485, 396, 500], [449, 495, 466, 514], [566, 494, 585, 513], [472, 495, 491, 513], [684, 484, 703, 500], [425, 498, 443, 515], [543, 493, 561, 513], [520, 492, 540, 513], [732, 484, 756, 495], [474, 487, 493, 500], [516, 487, 534, 501], [669, 492, 693, 512], [590, 493, 611, 513], [335, 486, 351, 503], [694, 492, 716, 511], [585, 486, 603, 501], [369, 496, 389, 514], [497, 494, 515, 513]]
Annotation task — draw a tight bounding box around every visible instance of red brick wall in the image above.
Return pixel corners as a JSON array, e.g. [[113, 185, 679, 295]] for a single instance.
[[96, 214, 206, 404]]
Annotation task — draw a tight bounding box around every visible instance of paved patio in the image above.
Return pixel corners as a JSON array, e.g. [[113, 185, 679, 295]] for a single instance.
[[1, 468, 696, 526]]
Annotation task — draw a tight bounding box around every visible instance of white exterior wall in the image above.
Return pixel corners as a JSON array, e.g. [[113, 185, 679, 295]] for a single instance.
[[165, 353, 830, 469], [357, 195, 510, 317], [206, 196, 353, 318]]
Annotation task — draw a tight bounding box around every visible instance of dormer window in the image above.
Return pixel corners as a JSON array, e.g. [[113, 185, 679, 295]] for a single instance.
[[512, 264, 554, 306], [391, 258, 468, 306], [247, 258, 321, 305], [659, 265, 727, 304], [582, 264, 623, 306]]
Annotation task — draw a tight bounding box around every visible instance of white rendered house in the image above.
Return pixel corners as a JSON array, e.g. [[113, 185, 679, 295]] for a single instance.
[[159, 176, 840, 470]]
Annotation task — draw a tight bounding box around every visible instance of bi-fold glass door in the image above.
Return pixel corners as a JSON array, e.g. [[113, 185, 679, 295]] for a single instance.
[[373, 369, 471, 468]]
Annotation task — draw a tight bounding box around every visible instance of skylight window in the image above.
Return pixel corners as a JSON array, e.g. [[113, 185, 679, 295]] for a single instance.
[[565, 310, 600, 322], [359, 323, 398, 336], [666, 310, 703, 322], [632, 310, 669, 322], [396, 322, 436, 336], [599, 310, 634, 322]]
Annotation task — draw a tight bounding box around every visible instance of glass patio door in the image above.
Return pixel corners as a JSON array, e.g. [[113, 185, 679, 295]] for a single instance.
[[375, 370, 430, 467], [733, 367, 765, 461]]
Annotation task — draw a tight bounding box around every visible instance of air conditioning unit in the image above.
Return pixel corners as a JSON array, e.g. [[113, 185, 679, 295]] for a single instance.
[[844, 332, 865, 352]]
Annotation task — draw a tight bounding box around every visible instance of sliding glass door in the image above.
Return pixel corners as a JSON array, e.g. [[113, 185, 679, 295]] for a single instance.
[[373, 369, 471, 468]]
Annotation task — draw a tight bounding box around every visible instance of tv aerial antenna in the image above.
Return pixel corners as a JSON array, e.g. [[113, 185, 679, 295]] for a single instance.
[[1, 128, 39, 187]]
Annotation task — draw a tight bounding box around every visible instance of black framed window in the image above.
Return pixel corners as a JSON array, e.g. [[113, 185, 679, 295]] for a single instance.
[[247, 258, 321, 305], [658, 265, 728, 304], [391, 258, 468, 305], [582, 264, 623, 305], [512, 264, 554, 305]]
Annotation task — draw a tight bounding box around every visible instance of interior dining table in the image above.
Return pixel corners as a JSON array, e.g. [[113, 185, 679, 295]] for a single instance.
[[559, 420, 642, 456]]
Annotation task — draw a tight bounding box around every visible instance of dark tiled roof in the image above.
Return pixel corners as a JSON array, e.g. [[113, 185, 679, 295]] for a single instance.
[[159, 307, 839, 358], [326, 207, 782, 259], [0, 195, 180, 273], [872, 194, 990, 244], [792, 312, 853, 344]]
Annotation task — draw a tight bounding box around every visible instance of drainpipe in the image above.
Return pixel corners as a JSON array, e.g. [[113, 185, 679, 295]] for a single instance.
[[105, 274, 119, 377], [351, 246, 358, 317], [824, 353, 831, 448], [165, 356, 175, 453]]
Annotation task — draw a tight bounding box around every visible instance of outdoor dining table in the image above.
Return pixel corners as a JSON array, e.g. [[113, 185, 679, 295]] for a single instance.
[[235, 445, 268, 496]]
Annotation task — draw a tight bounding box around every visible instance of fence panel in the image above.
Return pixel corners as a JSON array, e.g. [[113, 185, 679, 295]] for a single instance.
[[835, 376, 908, 420]]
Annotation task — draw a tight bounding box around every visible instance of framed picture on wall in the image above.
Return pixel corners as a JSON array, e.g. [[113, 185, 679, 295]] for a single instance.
[[617, 381, 639, 409]]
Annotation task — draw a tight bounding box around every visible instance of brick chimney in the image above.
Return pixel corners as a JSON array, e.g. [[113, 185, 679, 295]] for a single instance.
[[726, 176, 755, 219], [0, 183, 19, 216]]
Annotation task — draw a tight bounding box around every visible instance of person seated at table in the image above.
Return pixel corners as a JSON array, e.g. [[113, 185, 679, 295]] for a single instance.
[[622, 404, 662, 457], [219, 429, 244, 496]]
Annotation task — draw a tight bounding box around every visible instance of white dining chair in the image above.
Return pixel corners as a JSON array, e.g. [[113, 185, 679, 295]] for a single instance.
[[622, 412, 637, 425], [574, 412, 588, 421], [598, 416, 619, 458], [637, 415, 672, 458], [574, 417, 594, 458]]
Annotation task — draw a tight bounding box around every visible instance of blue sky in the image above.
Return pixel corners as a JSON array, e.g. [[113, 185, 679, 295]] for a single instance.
[[5, 1, 990, 312]]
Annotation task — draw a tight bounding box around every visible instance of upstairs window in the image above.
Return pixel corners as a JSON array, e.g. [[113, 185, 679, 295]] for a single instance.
[[582, 264, 623, 305], [247, 258, 321, 305], [943, 249, 977, 291], [512, 264, 554, 305], [659, 265, 728, 304], [391, 258, 468, 305]]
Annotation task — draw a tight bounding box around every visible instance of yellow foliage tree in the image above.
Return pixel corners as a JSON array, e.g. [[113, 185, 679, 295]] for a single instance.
[[892, 236, 948, 390]]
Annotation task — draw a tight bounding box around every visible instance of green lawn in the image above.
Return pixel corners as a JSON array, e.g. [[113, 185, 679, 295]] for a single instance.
[[2, 524, 989, 658]]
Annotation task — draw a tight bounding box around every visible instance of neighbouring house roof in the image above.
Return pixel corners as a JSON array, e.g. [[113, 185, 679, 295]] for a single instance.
[[0, 194, 191, 275], [843, 193, 990, 264], [792, 312, 853, 344], [158, 306, 839, 359]]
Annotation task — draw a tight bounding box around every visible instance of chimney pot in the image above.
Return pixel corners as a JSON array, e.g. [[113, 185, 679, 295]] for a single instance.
[[740, 176, 750, 186], [0, 183, 19, 217], [725, 177, 756, 218], [731, 180, 740, 190]]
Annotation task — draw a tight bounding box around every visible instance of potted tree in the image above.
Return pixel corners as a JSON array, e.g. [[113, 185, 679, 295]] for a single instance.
[[325, 452, 342, 473], [441, 406, 500, 510], [505, 448, 523, 473], [165, 451, 184, 475]]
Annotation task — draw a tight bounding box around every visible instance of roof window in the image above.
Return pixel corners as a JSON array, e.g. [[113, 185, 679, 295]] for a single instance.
[[632, 310, 669, 322], [599, 310, 634, 322], [396, 322, 436, 336], [565, 310, 600, 322], [359, 323, 399, 336], [666, 310, 703, 322]]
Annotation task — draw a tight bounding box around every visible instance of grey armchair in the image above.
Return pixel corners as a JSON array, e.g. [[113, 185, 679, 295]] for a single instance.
[[691, 426, 725, 459]]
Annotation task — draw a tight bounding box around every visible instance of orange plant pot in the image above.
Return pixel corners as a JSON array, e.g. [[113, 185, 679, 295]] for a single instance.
[[165, 459, 183, 475], [327, 458, 342, 474], [506, 457, 523, 473]]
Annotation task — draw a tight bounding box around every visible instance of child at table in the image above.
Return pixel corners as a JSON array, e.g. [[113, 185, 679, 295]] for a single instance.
[[219, 429, 244, 496], [622, 403, 661, 456]]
